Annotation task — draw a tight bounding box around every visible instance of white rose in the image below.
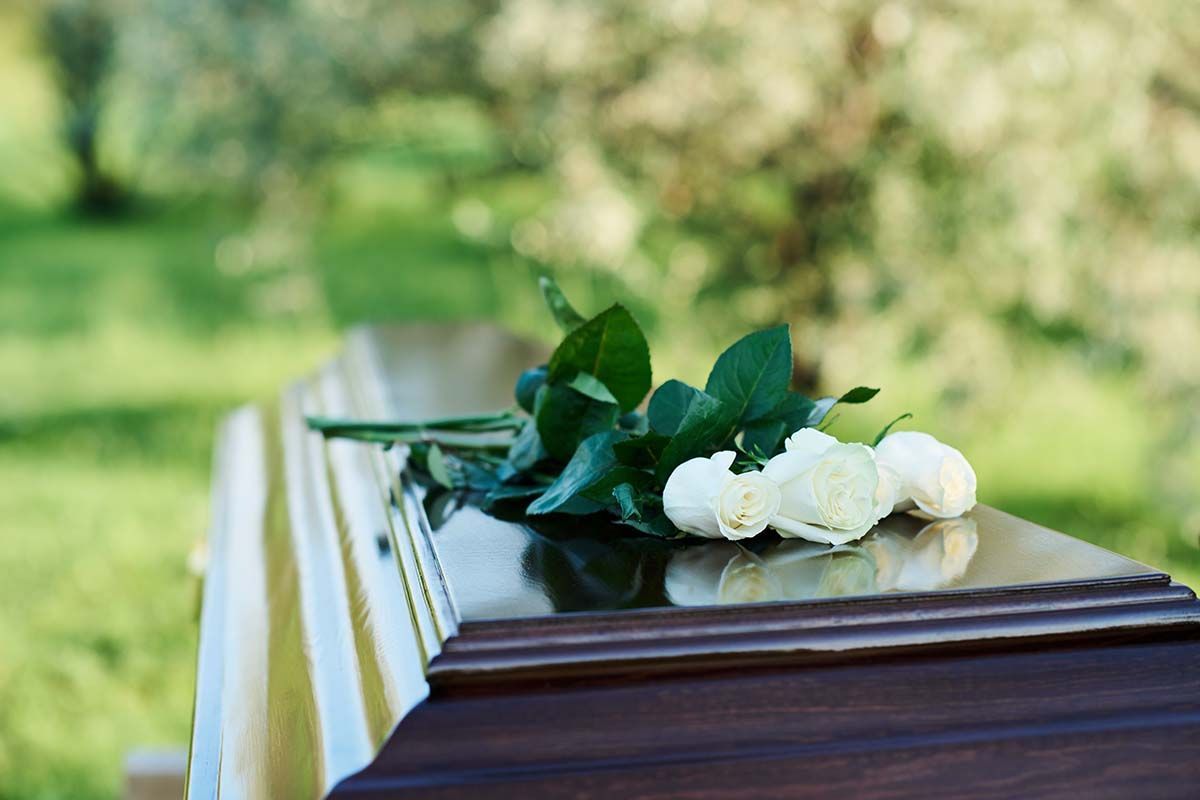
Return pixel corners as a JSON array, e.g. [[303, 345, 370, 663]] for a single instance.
[[664, 545, 784, 606], [873, 461, 902, 520], [662, 451, 736, 538], [864, 517, 979, 592], [763, 428, 883, 545], [714, 470, 781, 540], [662, 451, 780, 540], [875, 431, 977, 518]]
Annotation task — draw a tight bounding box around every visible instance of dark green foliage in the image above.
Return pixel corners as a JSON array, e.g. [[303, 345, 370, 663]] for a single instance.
[[527, 431, 625, 515], [704, 325, 793, 423], [547, 304, 652, 413], [655, 391, 739, 482], [612, 433, 670, 469], [515, 366, 548, 413], [310, 279, 884, 536], [506, 419, 548, 472], [534, 382, 620, 461], [647, 380, 708, 436]]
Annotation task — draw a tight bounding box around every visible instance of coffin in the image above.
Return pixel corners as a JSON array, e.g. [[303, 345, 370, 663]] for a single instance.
[[187, 324, 1200, 799]]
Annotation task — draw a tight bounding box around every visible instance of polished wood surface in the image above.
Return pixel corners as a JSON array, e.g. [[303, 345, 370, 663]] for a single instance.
[[189, 324, 1200, 799], [353, 641, 1200, 798]]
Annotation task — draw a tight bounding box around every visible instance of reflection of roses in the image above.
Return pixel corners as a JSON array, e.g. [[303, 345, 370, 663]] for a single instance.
[[664, 516, 978, 606], [764, 542, 878, 599], [664, 545, 785, 605], [665, 540, 876, 605], [864, 517, 979, 592]]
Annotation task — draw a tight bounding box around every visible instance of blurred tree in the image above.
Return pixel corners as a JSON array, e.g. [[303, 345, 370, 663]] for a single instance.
[[40, 0, 127, 214], [467, 0, 1200, 394], [123, 0, 1200, 519], [125, 0, 495, 196], [122, 0, 501, 277]]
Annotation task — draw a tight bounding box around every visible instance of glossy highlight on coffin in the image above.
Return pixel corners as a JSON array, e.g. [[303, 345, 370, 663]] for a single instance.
[[428, 499, 1153, 619]]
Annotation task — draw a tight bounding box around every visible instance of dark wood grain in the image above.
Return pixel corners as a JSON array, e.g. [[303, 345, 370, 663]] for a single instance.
[[341, 724, 1200, 800], [337, 640, 1200, 798]]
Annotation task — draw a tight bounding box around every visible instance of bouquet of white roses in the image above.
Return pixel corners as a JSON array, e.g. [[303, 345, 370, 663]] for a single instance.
[[309, 279, 976, 543]]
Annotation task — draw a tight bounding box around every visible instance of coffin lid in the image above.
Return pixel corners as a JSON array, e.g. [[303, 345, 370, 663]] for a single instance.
[[186, 324, 1199, 799]]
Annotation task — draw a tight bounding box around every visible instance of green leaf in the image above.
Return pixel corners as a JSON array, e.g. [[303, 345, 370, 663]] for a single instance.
[[534, 382, 621, 461], [482, 484, 546, 509], [548, 304, 652, 413], [539, 276, 587, 332], [612, 483, 640, 520], [612, 432, 671, 468], [527, 431, 625, 515], [740, 418, 788, 459], [579, 466, 655, 505], [567, 372, 618, 404], [615, 512, 686, 539], [806, 387, 880, 428], [515, 365, 548, 413], [740, 392, 819, 456], [704, 325, 792, 423], [647, 380, 706, 435], [426, 443, 453, 489], [655, 392, 738, 483], [618, 411, 650, 435], [872, 412, 913, 447], [506, 418, 548, 472], [775, 392, 819, 428], [838, 386, 880, 405], [608, 491, 687, 538], [458, 460, 502, 491], [806, 397, 838, 428]]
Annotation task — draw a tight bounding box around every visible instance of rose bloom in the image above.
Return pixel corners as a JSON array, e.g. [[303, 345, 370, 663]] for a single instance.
[[763, 429, 884, 545], [875, 431, 977, 518], [663, 451, 781, 540]]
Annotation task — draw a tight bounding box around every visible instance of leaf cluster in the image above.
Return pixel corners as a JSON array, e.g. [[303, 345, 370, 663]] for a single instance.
[[308, 278, 896, 539], [483, 279, 883, 537]]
